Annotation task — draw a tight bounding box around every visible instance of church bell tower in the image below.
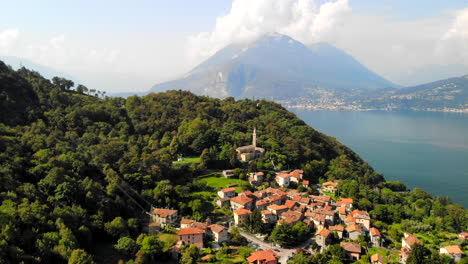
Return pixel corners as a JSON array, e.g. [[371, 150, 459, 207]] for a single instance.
[[252, 128, 257, 148]]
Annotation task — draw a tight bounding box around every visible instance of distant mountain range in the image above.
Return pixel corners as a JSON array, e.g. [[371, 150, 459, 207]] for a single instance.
[[151, 33, 398, 99], [0, 56, 79, 84], [281, 74, 468, 112]]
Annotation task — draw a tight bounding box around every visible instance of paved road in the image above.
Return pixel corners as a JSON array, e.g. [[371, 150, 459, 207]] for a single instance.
[[239, 230, 313, 264]]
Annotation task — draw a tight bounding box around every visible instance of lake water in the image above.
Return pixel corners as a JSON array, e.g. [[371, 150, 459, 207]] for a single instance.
[[290, 109, 468, 207]]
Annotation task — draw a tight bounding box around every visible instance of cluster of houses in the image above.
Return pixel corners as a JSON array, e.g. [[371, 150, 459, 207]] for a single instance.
[[400, 232, 465, 263], [215, 171, 383, 262], [148, 169, 466, 264], [148, 207, 229, 254]]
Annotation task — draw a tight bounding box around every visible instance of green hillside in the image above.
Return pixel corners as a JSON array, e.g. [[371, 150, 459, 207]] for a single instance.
[[0, 60, 466, 263]]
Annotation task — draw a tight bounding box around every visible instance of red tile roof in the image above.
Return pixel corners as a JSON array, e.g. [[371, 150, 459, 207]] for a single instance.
[[276, 173, 290, 178], [220, 187, 236, 193], [152, 208, 177, 217], [316, 227, 331, 237], [267, 204, 288, 211], [351, 209, 371, 220], [442, 245, 463, 254], [337, 198, 353, 205], [370, 227, 381, 237], [178, 227, 204, 236], [403, 233, 421, 246], [323, 181, 337, 187], [329, 225, 345, 232], [230, 195, 253, 205], [340, 242, 361, 253], [247, 250, 278, 263], [234, 208, 252, 216], [180, 218, 196, 225], [284, 200, 296, 209], [347, 224, 363, 233], [346, 215, 356, 223], [338, 207, 346, 215], [208, 224, 226, 233], [310, 195, 331, 202]]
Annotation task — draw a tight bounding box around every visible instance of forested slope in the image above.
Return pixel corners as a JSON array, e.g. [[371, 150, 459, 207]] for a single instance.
[[0, 60, 466, 263]]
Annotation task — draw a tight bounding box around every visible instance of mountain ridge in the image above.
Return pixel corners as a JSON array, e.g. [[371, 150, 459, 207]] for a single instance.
[[151, 33, 398, 99]]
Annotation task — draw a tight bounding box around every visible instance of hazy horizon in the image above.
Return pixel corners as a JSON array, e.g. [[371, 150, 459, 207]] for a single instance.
[[1, 0, 467, 93]]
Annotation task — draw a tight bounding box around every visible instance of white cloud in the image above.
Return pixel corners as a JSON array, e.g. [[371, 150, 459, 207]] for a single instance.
[[0, 28, 20, 54], [187, 0, 351, 65], [437, 8, 468, 65]]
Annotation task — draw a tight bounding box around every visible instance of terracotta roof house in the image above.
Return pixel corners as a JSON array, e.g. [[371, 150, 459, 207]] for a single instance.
[[180, 218, 196, 228], [370, 227, 382, 247], [150, 208, 178, 227], [316, 227, 331, 249], [400, 246, 411, 264], [267, 204, 288, 216], [336, 198, 353, 209], [230, 195, 254, 210], [256, 199, 269, 210], [275, 173, 290, 187], [234, 208, 252, 226], [341, 242, 362, 261], [264, 188, 287, 197], [440, 245, 464, 262], [371, 253, 385, 264], [347, 224, 363, 240], [329, 225, 344, 239], [299, 197, 311, 206], [279, 210, 303, 225], [322, 181, 338, 193], [351, 209, 371, 230], [402, 232, 421, 249], [459, 232, 468, 240], [302, 180, 310, 187], [310, 195, 332, 205], [267, 194, 284, 205], [247, 249, 279, 264], [208, 224, 228, 243], [217, 187, 236, 198], [284, 199, 297, 209], [345, 215, 357, 225], [289, 170, 303, 183], [261, 210, 277, 224], [178, 227, 205, 248]]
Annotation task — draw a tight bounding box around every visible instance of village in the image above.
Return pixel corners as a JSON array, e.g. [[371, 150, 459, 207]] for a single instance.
[[143, 129, 465, 264]]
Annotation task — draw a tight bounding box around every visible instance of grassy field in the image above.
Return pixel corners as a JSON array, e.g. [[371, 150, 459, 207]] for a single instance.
[[157, 233, 178, 251], [198, 174, 246, 192], [173, 156, 200, 164]]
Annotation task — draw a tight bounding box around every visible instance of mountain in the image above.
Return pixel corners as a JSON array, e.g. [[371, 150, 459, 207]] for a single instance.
[[151, 33, 398, 99], [0, 56, 79, 84], [360, 74, 468, 111]]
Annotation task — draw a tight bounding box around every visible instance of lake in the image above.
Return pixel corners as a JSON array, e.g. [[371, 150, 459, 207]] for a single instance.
[[290, 109, 468, 207]]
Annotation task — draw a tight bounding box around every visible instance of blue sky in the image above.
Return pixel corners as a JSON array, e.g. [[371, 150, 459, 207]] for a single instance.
[[0, 0, 467, 92]]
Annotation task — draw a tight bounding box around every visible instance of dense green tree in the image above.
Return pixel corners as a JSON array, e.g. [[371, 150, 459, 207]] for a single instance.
[[68, 249, 94, 264], [114, 237, 138, 256]]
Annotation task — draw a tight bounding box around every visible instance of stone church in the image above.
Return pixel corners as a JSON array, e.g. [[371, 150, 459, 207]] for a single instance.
[[236, 128, 265, 162]]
